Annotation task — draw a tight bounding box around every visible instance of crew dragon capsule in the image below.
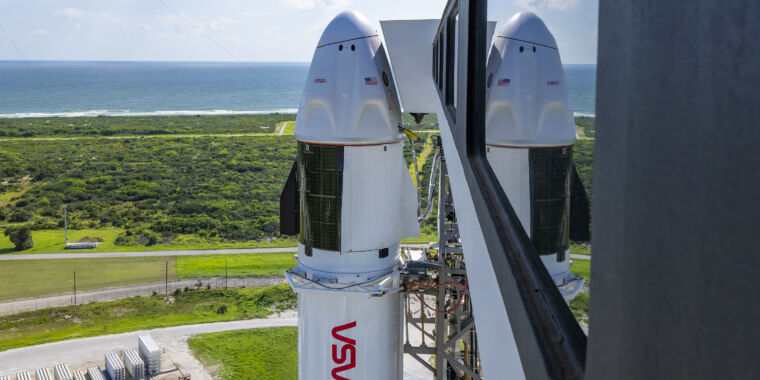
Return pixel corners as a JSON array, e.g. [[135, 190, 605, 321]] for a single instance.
[[485, 12, 590, 299], [281, 11, 419, 380]]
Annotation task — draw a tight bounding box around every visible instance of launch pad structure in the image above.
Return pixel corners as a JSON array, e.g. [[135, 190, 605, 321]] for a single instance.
[[401, 139, 481, 379], [278, 0, 760, 378]]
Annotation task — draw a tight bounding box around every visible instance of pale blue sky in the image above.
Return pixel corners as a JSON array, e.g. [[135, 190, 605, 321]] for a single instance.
[[0, 0, 598, 63]]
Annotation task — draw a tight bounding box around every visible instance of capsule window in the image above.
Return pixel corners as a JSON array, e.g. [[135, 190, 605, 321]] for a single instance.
[[519, 46, 524, 52], [338, 44, 343, 51], [533, 46, 536, 52], [351, 44, 355, 51], [487, 72, 493, 88], [382, 71, 389, 87]]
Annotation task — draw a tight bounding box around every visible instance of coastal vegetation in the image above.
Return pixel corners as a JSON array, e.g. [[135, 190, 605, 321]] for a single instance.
[[0, 114, 294, 138], [575, 116, 595, 138], [0, 114, 593, 252], [0, 135, 295, 246], [0, 284, 296, 352], [189, 327, 298, 380]]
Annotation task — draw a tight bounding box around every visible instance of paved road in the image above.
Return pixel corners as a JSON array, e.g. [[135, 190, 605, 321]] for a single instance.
[[0, 246, 586, 261], [0, 318, 298, 375], [0, 247, 298, 261], [0, 276, 286, 315], [0, 316, 432, 379], [0, 245, 432, 261]]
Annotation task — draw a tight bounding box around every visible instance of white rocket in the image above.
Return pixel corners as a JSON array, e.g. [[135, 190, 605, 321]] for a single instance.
[[485, 12, 585, 298], [284, 10, 419, 380]]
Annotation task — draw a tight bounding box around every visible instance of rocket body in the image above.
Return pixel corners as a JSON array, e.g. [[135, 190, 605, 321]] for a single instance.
[[286, 11, 418, 380], [485, 12, 583, 297]]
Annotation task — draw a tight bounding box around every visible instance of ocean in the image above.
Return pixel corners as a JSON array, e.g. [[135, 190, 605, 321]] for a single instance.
[[0, 61, 596, 118]]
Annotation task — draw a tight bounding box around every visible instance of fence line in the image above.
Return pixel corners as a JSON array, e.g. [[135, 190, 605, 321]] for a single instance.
[[0, 276, 286, 315]]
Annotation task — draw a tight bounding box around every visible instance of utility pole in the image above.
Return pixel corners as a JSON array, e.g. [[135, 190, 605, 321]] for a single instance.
[[225, 258, 228, 289], [165, 260, 168, 295], [63, 205, 68, 245], [73, 270, 77, 306]]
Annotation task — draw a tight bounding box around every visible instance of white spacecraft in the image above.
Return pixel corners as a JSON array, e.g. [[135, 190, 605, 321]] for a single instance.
[[281, 9, 588, 380], [283, 11, 419, 380]]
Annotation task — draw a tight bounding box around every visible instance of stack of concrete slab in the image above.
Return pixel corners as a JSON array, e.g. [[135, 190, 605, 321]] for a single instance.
[[138, 334, 162, 376], [15, 372, 32, 380], [105, 352, 126, 380], [53, 364, 72, 380], [35, 368, 53, 380], [123, 349, 145, 380], [86, 366, 107, 380], [71, 371, 86, 380]]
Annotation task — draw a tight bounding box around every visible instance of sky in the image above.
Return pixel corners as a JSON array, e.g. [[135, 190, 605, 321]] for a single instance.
[[0, 0, 598, 64]]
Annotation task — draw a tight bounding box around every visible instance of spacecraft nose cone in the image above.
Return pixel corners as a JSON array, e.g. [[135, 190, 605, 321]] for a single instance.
[[499, 11, 557, 48], [318, 10, 377, 47]]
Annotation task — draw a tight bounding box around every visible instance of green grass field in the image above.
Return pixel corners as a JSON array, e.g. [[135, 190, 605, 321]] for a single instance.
[[0, 285, 296, 352], [189, 327, 297, 380], [400, 232, 438, 244], [0, 252, 296, 301], [569, 292, 590, 324], [570, 243, 591, 255], [176, 252, 296, 278], [0, 228, 124, 254], [0, 255, 177, 300], [571, 258, 590, 284], [0, 228, 298, 255], [0, 227, 434, 255], [282, 121, 295, 135]]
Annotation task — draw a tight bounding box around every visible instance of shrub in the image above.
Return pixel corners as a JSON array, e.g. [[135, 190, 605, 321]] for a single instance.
[[216, 305, 228, 314], [9, 209, 32, 223], [4, 225, 34, 251]]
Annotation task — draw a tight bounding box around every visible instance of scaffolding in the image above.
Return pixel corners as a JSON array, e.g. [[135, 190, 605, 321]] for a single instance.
[[402, 145, 482, 379]]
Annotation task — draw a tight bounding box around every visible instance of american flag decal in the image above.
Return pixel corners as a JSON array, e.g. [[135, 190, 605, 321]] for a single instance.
[[364, 77, 378, 85], [497, 78, 510, 87]]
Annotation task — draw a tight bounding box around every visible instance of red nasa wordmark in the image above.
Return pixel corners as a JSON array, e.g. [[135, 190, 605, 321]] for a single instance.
[[331, 321, 357, 380], [546, 80, 560, 86], [315, 78, 327, 84]]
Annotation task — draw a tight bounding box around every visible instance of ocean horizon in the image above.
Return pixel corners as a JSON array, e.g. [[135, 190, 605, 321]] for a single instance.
[[0, 61, 596, 118]]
